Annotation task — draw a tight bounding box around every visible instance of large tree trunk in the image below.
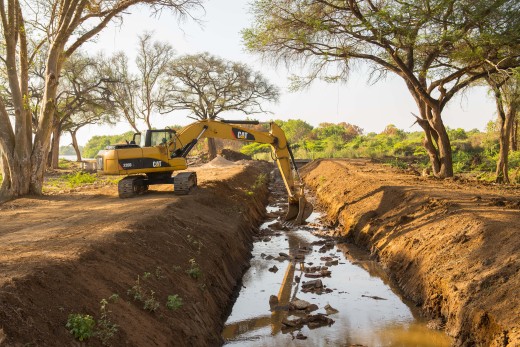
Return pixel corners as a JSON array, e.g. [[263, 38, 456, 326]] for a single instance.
[[496, 108, 515, 183], [430, 107, 453, 178], [47, 123, 61, 169], [70, 130, 82, 162], [414, 103, 453, 178], [30, 45, 64, 194], [0, 150, 31, 202], [207, 138, 217, 160], [511, 116, 518, 151]]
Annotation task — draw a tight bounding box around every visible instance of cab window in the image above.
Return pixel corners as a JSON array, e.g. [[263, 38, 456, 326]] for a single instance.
[[150, 131, 173, 146]]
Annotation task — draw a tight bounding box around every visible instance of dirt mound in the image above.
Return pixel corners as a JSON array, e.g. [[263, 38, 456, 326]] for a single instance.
[[219, 149, 252, 161], [202, 155, 237, 168], [302, 159, 520, 347], [0, 162, 270, 346]]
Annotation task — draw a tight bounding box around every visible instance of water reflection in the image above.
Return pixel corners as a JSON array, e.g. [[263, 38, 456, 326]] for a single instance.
[[222, 211, 451, 346]]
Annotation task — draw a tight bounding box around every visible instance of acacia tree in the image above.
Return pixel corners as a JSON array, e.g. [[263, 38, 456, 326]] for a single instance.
[[100, 52, 140, 132], [101, 33, 173, 132], [244, 0, 520, 178], [45, 51, 117, 168], [0, 0, 202, 202], [486, 69, 520, 183], [160, 52, 279, 159]]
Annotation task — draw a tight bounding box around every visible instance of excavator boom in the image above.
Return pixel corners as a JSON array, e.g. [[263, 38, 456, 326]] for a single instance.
[[97, 119, 313, 224]]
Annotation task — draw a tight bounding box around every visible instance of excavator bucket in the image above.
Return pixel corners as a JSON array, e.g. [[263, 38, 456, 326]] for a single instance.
[[285, 197, 313, 225]]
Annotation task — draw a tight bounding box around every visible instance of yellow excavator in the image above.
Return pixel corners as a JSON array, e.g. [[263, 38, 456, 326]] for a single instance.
[[96, 119, 313, 224]]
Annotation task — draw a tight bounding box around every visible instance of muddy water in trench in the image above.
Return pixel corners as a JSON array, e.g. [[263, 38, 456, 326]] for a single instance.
[[222, 181, 451, 347]]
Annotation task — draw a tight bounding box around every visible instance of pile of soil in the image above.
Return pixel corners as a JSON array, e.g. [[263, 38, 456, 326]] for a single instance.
[[301, 159, 520, 346], [219, 149, 252, 162], [0, 162, 270, 346], [202, 156, 237, 168]]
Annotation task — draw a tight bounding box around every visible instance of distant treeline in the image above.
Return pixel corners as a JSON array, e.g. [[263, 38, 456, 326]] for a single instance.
[[80, 119, 519, 182]]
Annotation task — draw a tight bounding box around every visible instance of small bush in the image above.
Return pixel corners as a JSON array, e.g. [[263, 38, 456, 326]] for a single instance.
[[186, 259, 201, 280], [166, 295, 183, 311], [96, 299, 118, 346], [66, 313, 95, 341], [143, 291, 160, 312]]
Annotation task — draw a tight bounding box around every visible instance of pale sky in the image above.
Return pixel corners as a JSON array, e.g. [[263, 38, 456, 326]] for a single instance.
[[65, 0, 496, 146]]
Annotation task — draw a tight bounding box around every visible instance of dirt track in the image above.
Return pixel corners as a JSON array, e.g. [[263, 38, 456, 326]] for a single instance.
[[1, 158, 519, 346], [0, 162, 270, 346], [302, 159, 520, 346]]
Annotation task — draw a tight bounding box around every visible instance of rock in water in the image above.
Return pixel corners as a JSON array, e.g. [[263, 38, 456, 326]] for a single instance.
[[269, 295, 279, 306], [324, 304, 339, 315]]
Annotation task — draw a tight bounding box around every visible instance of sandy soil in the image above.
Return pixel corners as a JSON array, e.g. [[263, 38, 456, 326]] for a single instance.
[[301, 159, 520, 347], [0, 161, 270, 346]]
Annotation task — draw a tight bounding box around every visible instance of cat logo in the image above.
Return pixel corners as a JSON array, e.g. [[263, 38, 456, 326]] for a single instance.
[[237, 131, 248, 139], [232, 128, 255, 141], [153, 160, 162, 168]]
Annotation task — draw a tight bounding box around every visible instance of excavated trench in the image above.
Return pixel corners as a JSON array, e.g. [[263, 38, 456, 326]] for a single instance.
[[221, 171, 452, 346]]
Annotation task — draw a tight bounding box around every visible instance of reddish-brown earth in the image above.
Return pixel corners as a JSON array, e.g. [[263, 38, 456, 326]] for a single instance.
[[302, 159, 520, 347], [0, 162, 270, 346], [1, 157, 519, 347]]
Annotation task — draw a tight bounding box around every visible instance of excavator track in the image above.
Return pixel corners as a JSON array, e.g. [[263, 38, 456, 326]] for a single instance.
[[118, 175, 148, 198], [173, 172, 197, 195]]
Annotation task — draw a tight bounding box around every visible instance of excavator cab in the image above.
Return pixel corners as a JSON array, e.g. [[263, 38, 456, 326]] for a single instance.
[[141, 129, 176, 147]]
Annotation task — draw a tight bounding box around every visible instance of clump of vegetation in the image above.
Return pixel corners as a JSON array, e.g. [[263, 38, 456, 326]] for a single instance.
[[65, 295, 120, 345], [127, 273, 163, 312], [166, 295, 183, 311], [66, 313, 96, 342], [186, 235, 203, 254], [96, 298, 119, 346], [127, 275, 145, 302], [64, 172, 98, 187], [186, 258, 202, 280], [143, 290, 160, 312]]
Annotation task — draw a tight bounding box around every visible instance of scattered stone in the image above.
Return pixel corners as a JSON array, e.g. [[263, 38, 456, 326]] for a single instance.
[[265, 255, 274, 260], [272, 305, 290, 312], [282, 318, 301, 327], [295, 275, 300, 283], [295, 332, 307, 340], [324, 304, 339, 315], [320, 256, 333, 262], [270, 222, 288, 231], [325, 260, 339, 266], [273, 256, 288, 262], [306, 314, 335, 329], [268, 265, 279, 273], [279, 252, 290, 258], [260, 253, 266, 258], [291, 299, 312, 310], [269, 295, 279, 306], [263, 237, 271, 242], [361, 294, 387, 300], [305, 273, 322, 279], [306, 304, 319, 313]]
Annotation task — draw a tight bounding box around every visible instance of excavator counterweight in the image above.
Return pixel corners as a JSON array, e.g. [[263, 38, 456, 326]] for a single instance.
[[96, 119, 313, 224]]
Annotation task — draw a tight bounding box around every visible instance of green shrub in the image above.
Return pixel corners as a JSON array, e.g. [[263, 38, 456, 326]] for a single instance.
[[186, 259, 201, 280], [64, 172, 97, 187], [166, 295, 183, 311], [66, 313, 95, 341]]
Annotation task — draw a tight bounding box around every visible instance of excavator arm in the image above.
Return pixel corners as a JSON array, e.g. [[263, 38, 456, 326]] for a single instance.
[[167, 119, 313, 224]]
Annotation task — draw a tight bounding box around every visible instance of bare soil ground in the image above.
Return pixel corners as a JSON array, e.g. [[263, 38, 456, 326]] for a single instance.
[[0, 161, 270, 346], [2, 157, 519, 346], [301, 159, 520, 347]]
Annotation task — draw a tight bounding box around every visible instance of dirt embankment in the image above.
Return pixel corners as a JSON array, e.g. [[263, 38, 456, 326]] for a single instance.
[[302, 159, 520, 347], [0, 162, 270, 346]]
